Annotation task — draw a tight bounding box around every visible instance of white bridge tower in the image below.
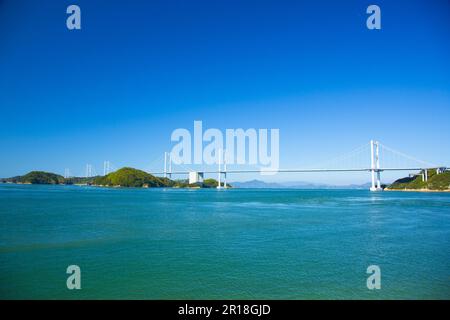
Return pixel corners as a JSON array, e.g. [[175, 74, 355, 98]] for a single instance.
[[370, 140, 383, 191], [217, 149, 227, 189], [103, 161, 111, 176], [164, 152, 172, 179]]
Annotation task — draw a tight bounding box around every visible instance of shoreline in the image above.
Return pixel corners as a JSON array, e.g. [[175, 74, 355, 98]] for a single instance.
[[0, 182, 218, 190], [2, 182, 449, 192], [385, 188, 450, 193]]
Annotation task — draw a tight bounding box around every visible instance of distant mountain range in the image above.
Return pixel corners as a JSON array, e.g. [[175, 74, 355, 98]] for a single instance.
[[230, 179, 373, 189]]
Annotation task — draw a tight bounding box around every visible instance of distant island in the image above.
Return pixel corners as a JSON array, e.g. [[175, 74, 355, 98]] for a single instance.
[[386, 169, 450, 192], [0, 167, 229, 189]]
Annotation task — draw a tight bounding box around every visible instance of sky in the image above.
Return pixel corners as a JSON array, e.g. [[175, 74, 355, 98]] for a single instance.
[[0, 0, 449, 184]]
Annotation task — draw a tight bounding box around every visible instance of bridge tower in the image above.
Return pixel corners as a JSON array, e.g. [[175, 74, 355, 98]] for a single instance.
[[223, 149, 227, 189], [216, 149, 228, 189], [103, 161, 110, 176], [163, 152, 173, 179], [85, 164, 93, 178], [217, 149, 222, 189], [168, 152, 172, 179], [370, 140, 383, 191], [164, 152, 167, 178]]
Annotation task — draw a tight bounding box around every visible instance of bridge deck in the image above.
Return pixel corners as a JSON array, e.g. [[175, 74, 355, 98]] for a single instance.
[[150, 167, 444, 175]]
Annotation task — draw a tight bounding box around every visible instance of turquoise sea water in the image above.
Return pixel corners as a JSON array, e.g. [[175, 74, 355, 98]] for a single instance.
[[0, 184, 449, 299]]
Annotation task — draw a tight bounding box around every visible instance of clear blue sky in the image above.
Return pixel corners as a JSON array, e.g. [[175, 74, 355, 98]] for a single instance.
[[1, 0, 449, 184]]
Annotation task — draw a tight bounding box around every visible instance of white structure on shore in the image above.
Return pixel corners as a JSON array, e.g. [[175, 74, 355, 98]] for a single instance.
[[189, 172, 204, 184]]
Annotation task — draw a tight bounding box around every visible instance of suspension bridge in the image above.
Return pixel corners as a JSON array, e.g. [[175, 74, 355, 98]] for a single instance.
[[148, 140, 447, 191], [64, 140, 447, 191]]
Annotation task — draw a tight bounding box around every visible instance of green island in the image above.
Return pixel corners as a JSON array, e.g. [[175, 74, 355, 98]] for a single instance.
[[0, 167, 230, 189], [386, 169, 450, 192]]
